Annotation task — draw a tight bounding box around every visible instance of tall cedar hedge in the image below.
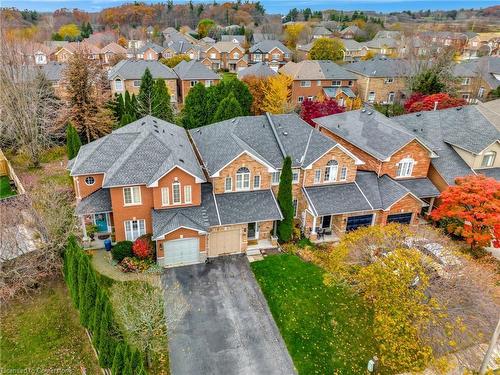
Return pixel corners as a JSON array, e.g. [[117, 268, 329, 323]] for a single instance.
[[63, 237, 147, 373], [66, 123, 82, 160], [277, 156, 294, 242]]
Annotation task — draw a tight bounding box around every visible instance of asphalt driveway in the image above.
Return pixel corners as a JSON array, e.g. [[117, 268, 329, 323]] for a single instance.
[[161, 255, 296, 375]]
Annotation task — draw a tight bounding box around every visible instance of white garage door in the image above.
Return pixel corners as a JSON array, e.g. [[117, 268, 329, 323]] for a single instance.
[[163, 238, 200, 267]]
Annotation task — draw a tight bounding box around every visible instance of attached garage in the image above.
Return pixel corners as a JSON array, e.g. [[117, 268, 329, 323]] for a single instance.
[[346, 214, 373, 231], [208, 229, 241, 257], [163, 238, 200, 267], [386, 213, 413, 224]]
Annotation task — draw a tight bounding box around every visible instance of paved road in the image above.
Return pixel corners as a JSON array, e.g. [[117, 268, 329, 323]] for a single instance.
[[162, 255, 296, 375]]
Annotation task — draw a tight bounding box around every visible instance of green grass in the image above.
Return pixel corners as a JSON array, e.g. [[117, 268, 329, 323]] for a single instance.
[[0, 176, 16, 199], [0, 280, 100, 373], [251, 254, 375, 375], [222, 72, 237, 81]]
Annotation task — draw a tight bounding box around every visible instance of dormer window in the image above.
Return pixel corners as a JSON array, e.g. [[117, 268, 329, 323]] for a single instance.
[[236, 167, 250, 191], [396, 158, 414, 177], [481, 151, 496, 167], [324, 160, 338, 182]]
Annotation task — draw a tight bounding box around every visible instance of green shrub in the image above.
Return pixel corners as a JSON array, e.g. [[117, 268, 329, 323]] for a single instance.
[[111, 241, 133, 262]]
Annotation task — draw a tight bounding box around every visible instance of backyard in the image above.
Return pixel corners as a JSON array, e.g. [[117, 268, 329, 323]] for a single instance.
[[251, 254, 375, 375], [0, 280, 100, 373]]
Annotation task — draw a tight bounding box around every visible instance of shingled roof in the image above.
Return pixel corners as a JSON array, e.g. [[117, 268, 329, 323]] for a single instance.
[[173, 60, 220, 80], [108, 60, 177, 80], [280, 60, 357, 80], [345, 57, 412, 77], [237, 62, 277, 79], [69, 116, 205, 188], [249, 40, 291, 54]]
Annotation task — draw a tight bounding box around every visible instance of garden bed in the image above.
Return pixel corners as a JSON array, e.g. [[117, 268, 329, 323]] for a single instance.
[[251, 254, 375, 375]]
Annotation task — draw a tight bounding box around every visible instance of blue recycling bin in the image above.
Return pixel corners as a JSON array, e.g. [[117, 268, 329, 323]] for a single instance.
[[104, 239, 112, 252]]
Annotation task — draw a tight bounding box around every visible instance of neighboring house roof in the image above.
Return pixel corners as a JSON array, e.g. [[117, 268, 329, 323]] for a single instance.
[[108, 60, 177, 80], [137, 42, 164, 54], [201, 36, 215, 43], [39, 62, 66, 82], [76, 188, 112, 215], [374, 30, 401, 39], [100, 42, 127, 55], [214, 190, 283, 225], [237, 62, 277, 79], [69, 116, 205, 187], [391, 106, 498, 185], [252, 33, 275, 44], [221, 35, 246, 44], [323, 87, 356, 99], [164, 40, 200, 54], [364, 37, 399, 49], [345, 57, 412, 77], [477, 99, 500, 130], [60, 41, 101, 55], [340, 25, 361, 35], [313, 26, 332, 36], [173, 60, 220, 80], [453, 57, 500, 90], [280, 60, 357, 80], [339, 38, 365, 51], [207, 41, 245, 53], [474, 167, 500, 180], [296, 42, 313, 53], [249, 40, 291, 54], [314, 109, 428, 161], [190, 113, 357, 176]]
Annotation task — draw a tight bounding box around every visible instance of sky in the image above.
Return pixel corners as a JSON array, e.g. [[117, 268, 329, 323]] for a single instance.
[[2, 0, 497, 14]]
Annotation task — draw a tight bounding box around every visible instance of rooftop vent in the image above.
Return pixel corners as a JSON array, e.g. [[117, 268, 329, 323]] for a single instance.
[[153, 124, 158, 128], [141, 121, 146, 125], [153, 119, 157, 123], [154, 129, 159, 133], [196, 129, 200, 133], [179, 144, 183, 147], [413, 128, 417, 132], [337, 124, 340, 128], [283, 131, 288, 136], [456, 107, 462, 111], [416, 113, 421, 117], [163, 129, 165, 133], [179, 158, 184, 163]]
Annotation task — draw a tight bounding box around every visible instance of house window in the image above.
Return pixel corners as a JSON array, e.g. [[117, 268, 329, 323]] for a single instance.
[[368, 91, 375, 103], [340, 166, 347, 181], [225, 177, 232, 192], [396, 158, 414, 177], [388, 92, 395, 104], [172, 182, 181, 204], [300, 80, 311, 87], [253, 54, 262, 62], [85, 176, 95, 185], [190, 80, 199, 87], [314, 169, 321, 184], [184, 185, 192, 204], [462, 77, 470, 85], [271, 171, 280, 185], [161, 187, 169, 206], [324, 160, 338, 182], [123, 186, 141, 205], [462, 93, 470, 100], [384, 77, 394, 84], [478, 87, 485, 98], [210, 53, 216, 59], [317, 80, 321, 86], [253, 175, 261, 189], [298, 96, 304, 103], [124, 219, 146, 241], [115, 79, 124, 92], [481, 151, 496, 167], [205, 80, 213, 87], [332, 80, 341, 86], [272, 53, 280, 60], [234, 52, 240, 59], [292, 198, 298, 218], [348, 80, 353, 86], [236, 167, 250, 191], [133, 80, 141, 87], [189, 53, 194, 59], [284, 53, 290, 59], [307, 96, 314, 101], [292, 169, 300, 183]]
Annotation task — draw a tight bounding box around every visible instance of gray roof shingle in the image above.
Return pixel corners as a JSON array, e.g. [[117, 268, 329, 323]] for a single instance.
[[69, 116, 205, 187], [396, 178, 440, 198], [108, 60, 177, 80], [152, 206, 209, 239], [40, 62, 66, 82], [237, 62, 277, 79], [249, 40, 291, 54], [314, 109, 422, 161], [345, 57, 412, 77], [214, 190, 282, 225], [474, 167, 500, 180], [173, 60, 220, 80], [76, 189, 112, 215]]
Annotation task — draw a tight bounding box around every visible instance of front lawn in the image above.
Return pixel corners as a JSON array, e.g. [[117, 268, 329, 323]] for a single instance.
[[0, 176, 16, 199], [251, 254, 375, 375], [0, 280, 100, 373]]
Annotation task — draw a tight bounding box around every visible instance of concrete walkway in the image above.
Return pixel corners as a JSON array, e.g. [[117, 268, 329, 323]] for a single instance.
[[162, 255, 297, 375]]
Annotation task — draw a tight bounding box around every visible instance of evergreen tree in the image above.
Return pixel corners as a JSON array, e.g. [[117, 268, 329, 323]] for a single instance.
[[137, 68, 155, 116], [205, 83, 224, 123], [212, 92, 243, 122], [77, 253, 88, 310], [111, 343, 125, 375], [120, 113, 134, 127], [81, 267, 96, 328], [98, 302, 114, 368], [277, 156, 294, 242], [66, 123, 82, 160], [151, 79, 174, 122], [181, 83, 207, 129], [109, 93, 124, 123], [90, 289, 103, 334], [224, 79, 252, 115], [125, 91, 138, 120], [69, 247, 81, 307]]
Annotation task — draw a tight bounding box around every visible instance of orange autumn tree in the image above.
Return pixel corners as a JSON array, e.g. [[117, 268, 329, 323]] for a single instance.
[[431, 175, 500, 250]]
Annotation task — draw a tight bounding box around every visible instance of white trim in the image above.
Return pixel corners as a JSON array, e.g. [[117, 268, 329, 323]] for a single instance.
[[383, 192, 426, 211], [270, 189, 285, 220], [301, 187, 318, 216], [212, 191, 222, 225], [450, 139, 500, 156], [147, 165, 205, 187], [211, 150, 277, 177], [123, 186, 142, 206], [153, 226, 207, 240], [184, 185, 192, 204], [304, 144, 364, 169]]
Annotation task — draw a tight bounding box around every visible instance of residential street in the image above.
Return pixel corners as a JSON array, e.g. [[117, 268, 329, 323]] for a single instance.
[[162, 255, 297, 375]]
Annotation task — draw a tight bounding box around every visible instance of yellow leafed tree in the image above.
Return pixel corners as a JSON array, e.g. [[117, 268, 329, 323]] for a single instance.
[[58, 24, 80, 39], [284, 23, 304, 49], [261, 74, 292, 114], [352, 97, 362, 109]]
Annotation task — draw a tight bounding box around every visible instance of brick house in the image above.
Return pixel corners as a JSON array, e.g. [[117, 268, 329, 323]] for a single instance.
[[162, 40, 201, 60], [39, 62, 67, 99], [344, 57, 412, 104], [279, 60, 358, 106], [127, 42, 164, 60], [362, 37, 399, 56], [172, 60, 221, 103], [108, 60, 178, 102], [100, 42, 127, 65], [452, 57, 500, 102], [201, 41, 247, 72], [53, 41, 101, 63], [248, 40, 292, 71]]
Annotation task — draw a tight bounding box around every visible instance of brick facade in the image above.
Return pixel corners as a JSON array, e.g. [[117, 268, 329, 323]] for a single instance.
[[290, 79, 356, 106], [111, 78, 178, 103], [151, 167, 201, 209], [352, 75, 406, 104], [75, 173, 105, 199], [156, 228, 208, 258], [179, 79, 220, 104]]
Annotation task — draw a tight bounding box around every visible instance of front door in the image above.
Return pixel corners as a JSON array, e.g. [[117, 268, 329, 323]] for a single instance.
[[321, 215, 331, 229], [248, 222, 257, 240], [94, 213, 108, 232]]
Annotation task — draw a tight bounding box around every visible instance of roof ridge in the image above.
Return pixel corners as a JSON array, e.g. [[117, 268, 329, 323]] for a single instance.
[[265, 113, 287, 158]]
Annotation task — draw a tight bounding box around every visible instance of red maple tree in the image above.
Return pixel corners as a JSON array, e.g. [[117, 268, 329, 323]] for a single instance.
[[300, 98, 345, 126], [132, 234, 153, 259], [404, 93, 467, 113], [431, 175, 500, 250]]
